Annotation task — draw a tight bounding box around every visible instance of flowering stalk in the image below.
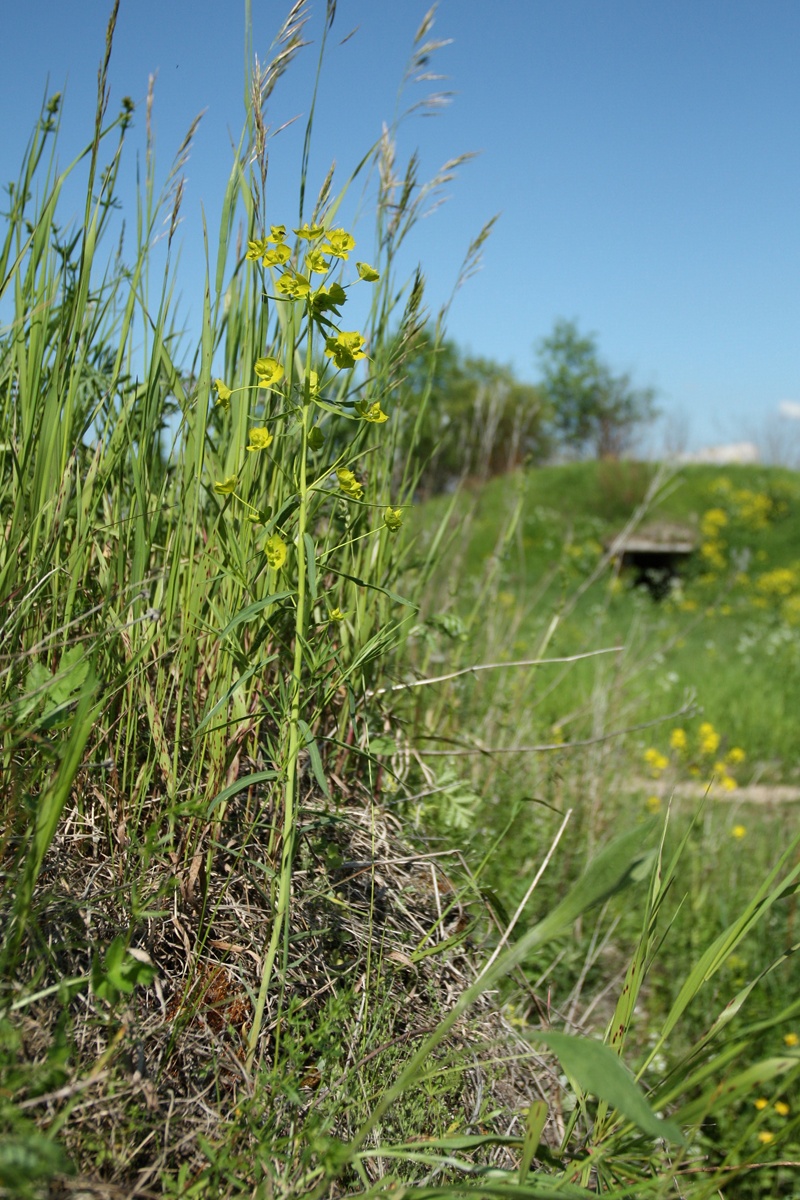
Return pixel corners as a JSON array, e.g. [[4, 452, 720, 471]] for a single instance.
[[210, 222, 404, 1067], [247, 306, 312, 1068]]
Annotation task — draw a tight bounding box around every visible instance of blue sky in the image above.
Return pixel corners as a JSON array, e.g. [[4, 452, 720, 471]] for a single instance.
[[3, 0, 800, 455]]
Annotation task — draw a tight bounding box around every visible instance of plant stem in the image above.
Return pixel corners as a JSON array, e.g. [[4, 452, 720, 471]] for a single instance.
[[246, 301, 311, 1071]]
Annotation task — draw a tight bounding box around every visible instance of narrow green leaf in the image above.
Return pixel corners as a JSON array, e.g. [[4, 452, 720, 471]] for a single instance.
[[676, 1054, 800, 1125], [206, 770, 279, 818], [327, 566, 417, 608], [519, 1100, 548, 1183], [304, 532, 318, 604], [217, 591, 294, 638], [195, 656, 277, 734], [297, 719, 331, 799], [523, 823, 657, 953], [355, 824, 658, 1149]]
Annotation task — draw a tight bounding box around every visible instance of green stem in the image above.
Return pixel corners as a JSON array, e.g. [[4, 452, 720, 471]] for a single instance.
[[246, 302, 312, 1071]]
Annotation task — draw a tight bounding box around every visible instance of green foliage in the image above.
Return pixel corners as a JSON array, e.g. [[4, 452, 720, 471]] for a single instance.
[[402, 331, 551, 491], [536, 318, 658, 459], [2, 3, 799, 1197], [533, 1030, 684, 1144]]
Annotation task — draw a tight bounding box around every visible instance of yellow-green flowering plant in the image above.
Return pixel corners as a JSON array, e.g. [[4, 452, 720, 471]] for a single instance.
[[210, 221, 416, 1065]]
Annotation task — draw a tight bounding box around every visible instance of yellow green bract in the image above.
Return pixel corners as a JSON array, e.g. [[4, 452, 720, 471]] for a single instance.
[[355, 399, 388, 424], [306, 249, 331, 274], [254, 357, 284, 386], [325, 228, 356, 259], [356, 261, 380, 282], [325, 331, 366, 370], [336, 468, 364, 501], [247, 427, 274, 451], [265, 534, 287, 569], [276, 272, 311, 299], [262, 243, 291, 267], [312, 283, 346, 316], [294, 222, 326, 241], [214, 379, 232, 410], [384, 506, 403, 532], [214, 475, 238, 495], [246, 238, 268, 261]]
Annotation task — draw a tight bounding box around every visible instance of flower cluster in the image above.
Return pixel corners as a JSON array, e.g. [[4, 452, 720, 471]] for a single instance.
[[644, 747, 669, 778], [209, 220, 406, 563], [642, 723, 746, 799], [751, 1035, 795, 1147]]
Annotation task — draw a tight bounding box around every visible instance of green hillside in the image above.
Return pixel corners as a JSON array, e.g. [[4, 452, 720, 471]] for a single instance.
[[417, 460, 800, 779]]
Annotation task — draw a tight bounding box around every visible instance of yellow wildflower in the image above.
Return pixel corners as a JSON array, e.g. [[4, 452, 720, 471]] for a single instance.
[[757, 1130, 774, 1145], [247, 427, 273, 451], [336, 468, 364, 501], [263, 243, 291, 267], [774, 1101, 790, 1117], [306, 248, 331, 274], [784, 1032, 799, 1047], [731, 824, 746, 840], [276, 271, 310, 299], [355, 399, 389, 423], [293, 222, 325, 241], [325, 228, 356, 259], [246, 238, 268, 261], [646, 795, 662, 814], [254, 356, 284, 387], [698, 722, 720, 756], [669, 728, 687, 752], [213, 475, 238, 495], [644, 747, 669, 776], [325, 331, 367, 370], [754, 1098, 768, 1111]]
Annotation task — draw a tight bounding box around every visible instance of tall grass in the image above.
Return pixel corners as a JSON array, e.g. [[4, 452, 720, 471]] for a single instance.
[[2, 4, 800, 1198]]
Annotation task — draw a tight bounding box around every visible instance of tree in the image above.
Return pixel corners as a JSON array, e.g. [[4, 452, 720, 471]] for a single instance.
[[399, 330, 551, 493], [536, 319, 657, 459]]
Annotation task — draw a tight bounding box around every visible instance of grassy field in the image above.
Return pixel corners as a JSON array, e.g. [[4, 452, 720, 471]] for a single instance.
[[3, 5, 800, 1198], [415, 459, 800, 777]]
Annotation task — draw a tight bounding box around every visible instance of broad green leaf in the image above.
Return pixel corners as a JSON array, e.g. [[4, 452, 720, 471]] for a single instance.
[[92, 936, 157, 1002], [368, 736, 397, 756], [534, 1030, 685, 1145]]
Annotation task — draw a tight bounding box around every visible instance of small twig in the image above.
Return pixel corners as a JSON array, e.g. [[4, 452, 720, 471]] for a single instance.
[[414, 699, 697, 757], [369, 646, 621, 696], [476, 809, 572, 985], [16, 1070, 110, 1110]]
